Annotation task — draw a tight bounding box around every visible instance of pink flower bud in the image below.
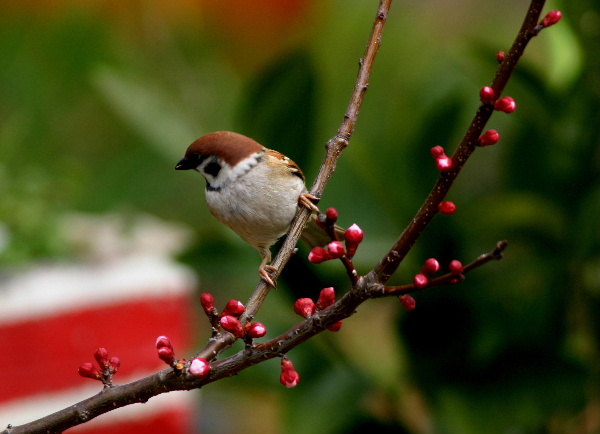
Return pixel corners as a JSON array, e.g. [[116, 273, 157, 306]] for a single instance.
[[328, 241, 345, 259], [479, 86, 496, 104], [430, 145, 445, 158], [317, 287, 336, 310], [436, 156, 454, 172], [413, 273, 429, 288], [327, 321, 343, 332], [94, 348, 110, 369], [200, 292, 215, 314], [280, 359, 300, 388], [294, 298, 316, 318], [449, 260, 464, 275], [220, 315, 245, 338], [541, 10, 562, 28], [421, 258, 440, 276], [78, 362, 101, 380], [496, 50, 506, 62], [494, 96, 516, 113], [478, 129, 500, 147], [222, 299, 246, 317], [308, 246, 331, 264], [189, 357, 211, 378], [400, 295, 416, 311], [344, 223, 364, 258], [158, 346, 175, 365], [155, 335, 173, 351], [109, 356, 120, 374], [326, 207, 338, 223], [438, 201, 456, 215], [246, 322, 267, 339], [280, 369, 300, 388]]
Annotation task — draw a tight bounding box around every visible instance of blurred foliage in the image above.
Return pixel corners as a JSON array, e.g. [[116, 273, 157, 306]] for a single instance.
[[1, 0, 598, 433]]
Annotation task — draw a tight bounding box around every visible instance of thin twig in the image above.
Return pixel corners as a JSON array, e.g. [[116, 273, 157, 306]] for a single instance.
[[241, 0, 393, 323], [383, 240, 508, 296]]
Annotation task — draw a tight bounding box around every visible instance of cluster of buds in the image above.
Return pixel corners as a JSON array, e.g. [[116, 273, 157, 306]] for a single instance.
[[155, 335, 187, 371], [78, 348, 121, 386], [308, 212, 364, 263], [479, 86, 517, 114], [200, 293, 267, 340], [403, 258, 466, 309], [280, 357, 300, 388], [430, 146, 453, 172], [294, 287, 342, 332]]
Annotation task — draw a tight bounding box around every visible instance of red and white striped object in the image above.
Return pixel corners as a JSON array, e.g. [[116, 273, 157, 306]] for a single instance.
[[0, 256, 198, 433]]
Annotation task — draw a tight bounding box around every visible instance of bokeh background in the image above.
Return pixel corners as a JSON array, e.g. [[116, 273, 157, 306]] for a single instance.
[[1, 0, 598, 433]]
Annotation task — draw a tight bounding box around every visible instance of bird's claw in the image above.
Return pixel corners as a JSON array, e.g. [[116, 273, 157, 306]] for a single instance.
[[259, 265, 278, 288], [299, 193, 320, 213]]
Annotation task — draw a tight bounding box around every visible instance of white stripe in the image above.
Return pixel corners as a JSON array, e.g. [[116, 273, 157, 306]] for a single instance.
[[0, 255, 196, 324]]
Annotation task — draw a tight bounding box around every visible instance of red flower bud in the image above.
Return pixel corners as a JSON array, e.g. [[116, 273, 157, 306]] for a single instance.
[[189, 357, 211, 378], [200, 292, 215, 314], [436, 156, 454, 172], [326, 207, 338, 223], [413, 273, 429, 288], [327, 321, 343, 332], [280, 369, 300, 388], [220, 315, 245, 338], [344, 224, 364, 258], [449, 260, 464, 275], [308, 246, 330, 264], [496, 50, 506, 62], [317, 287, 336, 310], [421, 258, 440, 276], [328, 241, 345, 259], [155, 335, 173, 351], [478, 129, 500, 147], [108, 356, 121, 374], [400, 295, 416, 311], [158, 346, 175, 365], [222, 299, 246, 317], [541, 10, 562, 28], [479, 86, 496, 104], [494, 96, 516, 113], [430, 145, 445, 158], [78, 362, 101, 380], [438, 201, 456, 215], [280, 359, 300, 388], [246, 322, 267, 339], [94, 348, 110, 369], [294, 298, 316, 318]]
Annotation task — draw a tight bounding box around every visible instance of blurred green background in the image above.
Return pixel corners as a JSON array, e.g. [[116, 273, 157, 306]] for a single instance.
[[1, 0, 598, 433]]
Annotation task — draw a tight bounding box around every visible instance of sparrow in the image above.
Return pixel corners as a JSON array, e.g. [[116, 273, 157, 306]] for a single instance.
[[175, 131, 321, 287]]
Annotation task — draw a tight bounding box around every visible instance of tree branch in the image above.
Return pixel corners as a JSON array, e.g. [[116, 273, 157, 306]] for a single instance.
[[370, 0, 546, 284]]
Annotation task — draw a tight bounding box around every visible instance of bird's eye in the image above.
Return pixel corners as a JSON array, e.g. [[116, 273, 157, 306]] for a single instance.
[[203, 161, 222, 177]]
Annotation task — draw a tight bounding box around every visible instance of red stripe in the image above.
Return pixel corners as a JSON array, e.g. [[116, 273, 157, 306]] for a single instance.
[[0, 294, 196, 402]]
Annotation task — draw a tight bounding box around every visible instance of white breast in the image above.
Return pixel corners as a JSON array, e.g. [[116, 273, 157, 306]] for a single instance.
[[204, 157, 306, 251]]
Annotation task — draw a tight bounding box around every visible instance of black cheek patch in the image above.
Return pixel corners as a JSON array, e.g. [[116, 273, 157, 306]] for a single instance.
[[204, 161, 222, 177]]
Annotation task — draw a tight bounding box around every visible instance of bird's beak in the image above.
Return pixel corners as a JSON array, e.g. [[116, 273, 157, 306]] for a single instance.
[[175, 157, 194, 170]]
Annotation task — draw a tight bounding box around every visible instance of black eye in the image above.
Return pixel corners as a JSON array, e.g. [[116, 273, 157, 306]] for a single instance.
[[203, 161, 222, 177]]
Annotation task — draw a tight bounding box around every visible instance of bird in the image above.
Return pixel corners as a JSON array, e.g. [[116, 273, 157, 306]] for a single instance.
[[175, 131, 321, 287]]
